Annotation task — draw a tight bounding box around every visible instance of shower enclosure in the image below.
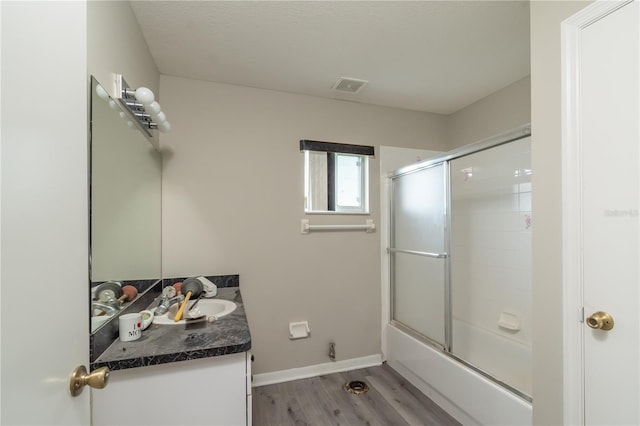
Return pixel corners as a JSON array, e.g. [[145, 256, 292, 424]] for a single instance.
[[386, 128, 532, 423]]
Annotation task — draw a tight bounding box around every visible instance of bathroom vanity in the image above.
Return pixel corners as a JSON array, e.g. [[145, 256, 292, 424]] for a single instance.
[[91, 286, 252, 426], [88, 77, 252, 425]]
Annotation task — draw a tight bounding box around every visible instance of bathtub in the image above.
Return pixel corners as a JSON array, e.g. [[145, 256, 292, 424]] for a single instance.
[[385, 323, 532, 425], [452, 318, 532, 397]]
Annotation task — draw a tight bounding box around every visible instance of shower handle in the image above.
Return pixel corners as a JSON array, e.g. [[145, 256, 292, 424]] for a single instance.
[[586, 311, 614, 331]]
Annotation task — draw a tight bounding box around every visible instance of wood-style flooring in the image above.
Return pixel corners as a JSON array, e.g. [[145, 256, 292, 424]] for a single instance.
[[252, 363, 461, 426]]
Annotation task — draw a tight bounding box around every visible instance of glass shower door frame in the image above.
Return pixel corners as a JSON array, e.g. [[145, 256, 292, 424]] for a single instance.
[[388, 161, 453, 352], [387, 125, 533, 402]]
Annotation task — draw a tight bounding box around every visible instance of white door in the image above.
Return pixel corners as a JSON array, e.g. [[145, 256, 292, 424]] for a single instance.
[[563, 1, 639, 424], [1, 2, 92, 424]]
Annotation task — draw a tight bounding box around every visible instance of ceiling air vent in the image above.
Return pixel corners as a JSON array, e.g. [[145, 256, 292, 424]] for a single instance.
[[331, 77, 368, 94]]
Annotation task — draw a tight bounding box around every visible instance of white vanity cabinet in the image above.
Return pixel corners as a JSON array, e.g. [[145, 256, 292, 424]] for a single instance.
[[93, 351, 252, 426]]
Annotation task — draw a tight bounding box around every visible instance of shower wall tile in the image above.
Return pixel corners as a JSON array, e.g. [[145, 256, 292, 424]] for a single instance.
[[452, 193, 532, 343], [519, 191, 532, 212]]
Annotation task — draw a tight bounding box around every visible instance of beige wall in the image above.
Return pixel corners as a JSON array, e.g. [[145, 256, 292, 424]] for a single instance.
[[88, 1, 159, 102], [447, 76, 531, 149], [159, 75, 447, 374], [530, 1, 591, 424]]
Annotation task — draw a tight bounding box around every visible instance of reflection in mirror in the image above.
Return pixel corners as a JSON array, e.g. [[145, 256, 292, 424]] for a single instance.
[[301, 140, 374, 214], [90, 77, 162, 333]]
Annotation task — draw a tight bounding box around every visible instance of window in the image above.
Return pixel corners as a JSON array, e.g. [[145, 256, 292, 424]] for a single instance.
[[301, 140, 373, 214]]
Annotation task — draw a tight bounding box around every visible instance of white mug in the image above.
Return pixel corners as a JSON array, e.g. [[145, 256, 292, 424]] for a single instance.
[[119, 313, 142, 342], [139, 310, 154, 330]]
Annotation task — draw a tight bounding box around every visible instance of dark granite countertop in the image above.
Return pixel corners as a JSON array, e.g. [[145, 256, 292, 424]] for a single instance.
[[91, 286, 251, 371]]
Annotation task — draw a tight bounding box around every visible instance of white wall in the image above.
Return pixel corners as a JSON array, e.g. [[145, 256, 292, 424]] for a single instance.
[[159, 75, 448, 374], [530, 1, 591, 424], [447, 76, 531, 149]]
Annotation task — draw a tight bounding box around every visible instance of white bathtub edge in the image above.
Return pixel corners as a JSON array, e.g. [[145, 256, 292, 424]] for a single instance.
[[386, 324, 532, 426]]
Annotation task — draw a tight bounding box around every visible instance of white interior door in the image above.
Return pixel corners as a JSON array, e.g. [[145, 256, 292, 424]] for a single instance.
[[1, 2, 91, 424], [563, 1, 640, 424]]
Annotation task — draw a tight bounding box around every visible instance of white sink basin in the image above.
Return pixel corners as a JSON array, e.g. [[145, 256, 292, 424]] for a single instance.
[[152, 298, 237, 325], [91, 314, 112, 329]]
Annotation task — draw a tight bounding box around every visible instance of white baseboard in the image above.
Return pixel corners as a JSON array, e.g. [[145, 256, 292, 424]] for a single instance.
[[251, 354, 383, 388]]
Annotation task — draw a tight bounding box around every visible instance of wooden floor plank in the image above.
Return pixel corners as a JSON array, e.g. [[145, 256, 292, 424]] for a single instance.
[[387, 365, 461, 425], [252, 363, 460, 426], [366, 375, 426, 426], [365, 365, 461, 426], [337, 368, 411, 426], [294, 375, 351, 426], [322, 369, 406, 426], [253, 387, 284, 426], [318, 372, 382, 426], [282, 380, 314, 426]]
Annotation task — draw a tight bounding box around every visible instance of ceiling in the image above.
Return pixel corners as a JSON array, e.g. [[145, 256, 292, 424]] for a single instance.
[[129, 1, 530, 115]]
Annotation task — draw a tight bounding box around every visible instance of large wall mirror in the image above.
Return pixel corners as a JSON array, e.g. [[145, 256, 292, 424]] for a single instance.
[[90, 76, 162, 333]]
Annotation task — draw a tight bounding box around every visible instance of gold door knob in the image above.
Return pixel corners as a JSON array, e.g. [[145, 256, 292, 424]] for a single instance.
[[586, 311, 614, 331], [69, 365, 109, 397]]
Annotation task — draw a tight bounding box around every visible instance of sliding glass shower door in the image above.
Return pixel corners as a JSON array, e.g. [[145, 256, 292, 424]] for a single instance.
[[390, 163, 448, 348], [388, 132, 532, 398], [449, 137, 532, 395]]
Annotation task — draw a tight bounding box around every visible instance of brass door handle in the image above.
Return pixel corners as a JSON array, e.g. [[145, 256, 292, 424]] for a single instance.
[[586, 311, 614, 330], [69, 365, 109, 397]]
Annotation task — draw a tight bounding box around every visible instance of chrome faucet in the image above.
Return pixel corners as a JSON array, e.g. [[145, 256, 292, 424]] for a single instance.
[[153, 286, 185, 315], [155, 295, 184, 315]]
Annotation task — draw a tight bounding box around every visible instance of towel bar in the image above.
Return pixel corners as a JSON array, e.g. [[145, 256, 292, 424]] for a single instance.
[[301, 219, 375, 234]]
